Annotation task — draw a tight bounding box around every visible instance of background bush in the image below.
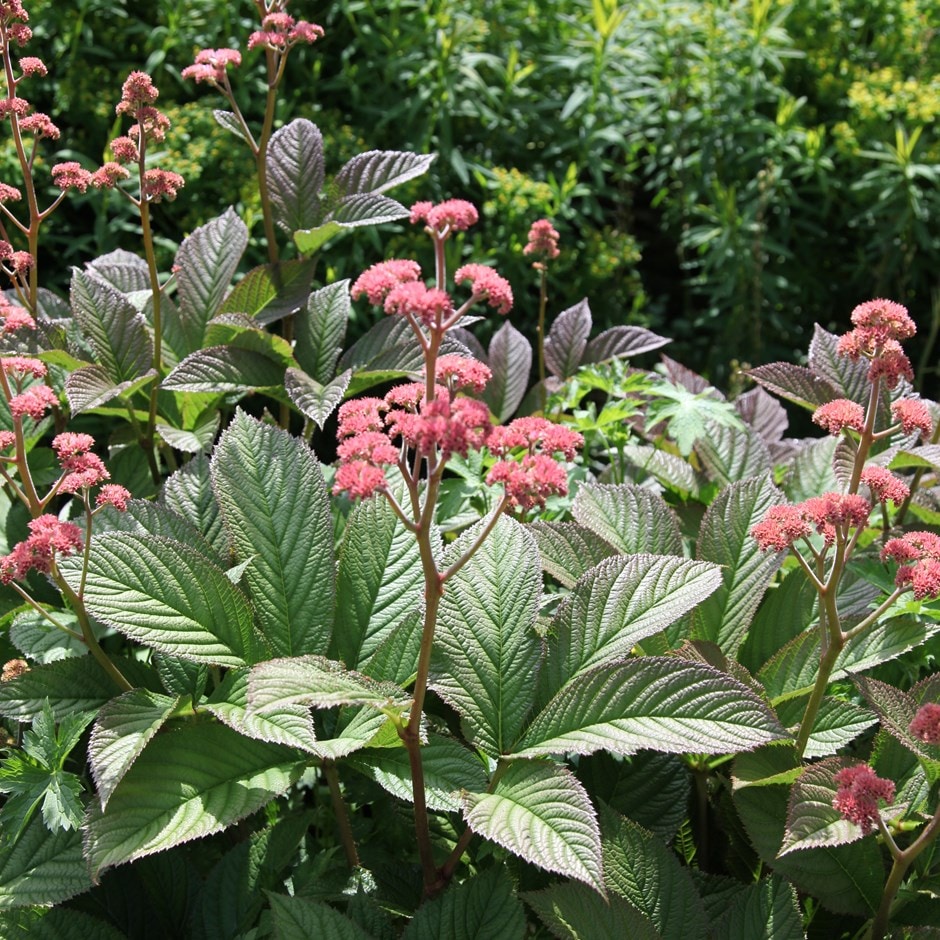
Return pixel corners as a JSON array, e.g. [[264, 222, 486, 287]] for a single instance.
[[10, 0, 940, 390]]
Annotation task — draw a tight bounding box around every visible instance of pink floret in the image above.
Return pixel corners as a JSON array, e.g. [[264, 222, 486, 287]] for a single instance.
[[833, 764, 895, 835], [909, 703, 940, 746]]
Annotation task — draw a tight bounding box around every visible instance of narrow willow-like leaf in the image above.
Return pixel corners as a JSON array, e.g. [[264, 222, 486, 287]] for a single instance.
[[69, 268, 152, 384], [582, 324, 670, 363], [284, 367, 350, 430], [482, 321, 532, 422], [88, 689, 181, 809], [711, 875, 804, 940], [691, 475, 785, 654], [746, 363, 838, 410], [544, 298, 591, 379], [84, 722, 304, 878], [401, 865, 526, 940], [219, 258, 316, 326], [248, 655, 410, 716], [462, 760, 603, 892], [431, 515, 542, 755], [211, 412, 335, 657], [572, 482, 682, 556], [333, 495, 425, 669], [266, 119, 324, 234], [0, 814, 91, 908], [161, 453, 228, 559], [600, 805, 708, 939], [350, 734, 488, 813], [0, 656, 159, 722], [294, 280, 349, 383], [523, 882, 658, 938], [60, 532, 264, 667], [65, 364, 155, 414], [538, 554, 723, 702], [162, 345, 286, 393], [174, 208, 249, 356], [779, 757, 866, 855], [775, 695, 877, 759], [695, 419, 772, 486], [529, 520, 617, 588], [268, 894, 374, 940], [335, 149, 434, 196], [854, 675, 940, 763], [521, 658, 786, 758]]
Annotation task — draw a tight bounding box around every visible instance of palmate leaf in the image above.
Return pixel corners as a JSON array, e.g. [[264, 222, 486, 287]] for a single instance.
[[537, 554, 723, 703], [482, 321, 532, 422], [401, 865, 526, 940], [523, 881, 658, 939], [211, 412, 335, 657], [266, 119, 324, 235], [647, 383, 745, 457], [294, 280, 349, 383], [59, 532, 265, 667], [529, 520, 618, 589], [88, 689, 181, 809], [83, 722, 305, 878], [333, 494, 426, 670], [691, 475, 785, 654], [462, 760, 604, 893], [519, 658, 787, 759], [572, 482, 682, 556], [284, 366, 350, 430], [431, 515, 542, 756], [219, 258, 317, 326], [544, 299, 591, 379]]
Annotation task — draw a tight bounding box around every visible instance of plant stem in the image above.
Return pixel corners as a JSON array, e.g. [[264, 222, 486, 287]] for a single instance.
[[323, 760, 360, 869], [536, 267, 547, 412]]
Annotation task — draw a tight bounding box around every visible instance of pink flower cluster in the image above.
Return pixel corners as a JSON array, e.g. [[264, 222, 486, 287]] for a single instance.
[[247, 13, 324, 52], [455, 264, 513, 315], [836, 299, 917, 389], [752, 493, 872, 551], [0, 514, 83, 583], [52, 432, 109, 493], [181, 48, 242, 85], [882, 532, 940, 599], [0, 294, 34, 333], [410, 199, 478, 235], [833, 764, 895, 834], [116, 71, 171, 145], [351, 259, 421, 305], [524, 219, 560, 270], [431, 355, 492, 394], [812, 399, 864, 435], [0, 240, 32, 275], [909, 703, 940, 746], [859, 466, 910, 505], [891, 399, 933, 439]]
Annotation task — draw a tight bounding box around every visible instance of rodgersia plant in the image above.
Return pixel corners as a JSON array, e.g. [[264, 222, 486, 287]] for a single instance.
[[0, 2, 939, 938]]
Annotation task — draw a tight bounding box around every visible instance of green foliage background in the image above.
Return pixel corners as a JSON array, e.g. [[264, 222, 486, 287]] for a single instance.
[[7, 0, 940, 385]]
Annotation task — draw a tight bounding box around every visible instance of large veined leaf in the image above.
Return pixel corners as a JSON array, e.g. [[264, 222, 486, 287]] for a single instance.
[[544, 299, 591, 379], [266, 119, 324, 234], [431, 515, 542, 756], [572, 482, 682, 556], [462, 760, 603, 892], [582, 324, 671, 363], [691, 475, 785, 654], [519, 658, 787, 759], [69, 268, 152, 384], [156, 409, 220, 454], [401, 865, 526, 940], [294, 280, 349, 383], [160, 453, 228, 559], [211, 412, 335, 657], [219, 258, 316, 326], [600, 805, 708, 939], [65, 364, 155, 415], [173, 208, 249, 356], [808, 325, 871, 405], [1, 908, 129, 939], [783, 437, 839, 503], [88, 689, 182, 809], [775, 695, 877, 759], [523, 881, 659, 939], [620, 444, 700, 498], [357, 610, 423, 685], [350, 733, 488, 813], [746, 362, 838, 410], [0, 814, 91, 908], [333, 494, 426, 670], [734, 386, 790, 448], [334, 150, 434, 197], [529, 520, 618, 588], [9, 609, 86, 664], [482, 321, 532, 422], [284, 367, 350, 430], [83, 722, 304, 878], [162, 345, 286, 393], [59, 532, 264, 666], [327, 192, 409, 228], [268, 894, 374, 940], [779, 757, 870, 856], [710, 875, 804, 940], [87, 247, 151, 294], [695, 419, 772, 486], [537, 554, 723, 703], [854, 675, 940, 764]]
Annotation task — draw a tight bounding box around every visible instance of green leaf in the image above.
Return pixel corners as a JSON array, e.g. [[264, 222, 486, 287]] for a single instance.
[[162, 344, 287, 393], [779, 757, 869, 856], [621, 443, 700, 498], [334, 150, 434, 197], [60, 532, 264, 666], [646, 382, 746, 457], [88, 689, 182, 809], [161, 453, 228, 559], [65, 364, 156, 415], [172, 207, 249, 356], [520, 658, 787, 759], [219, 258, 317, 326], [482, 321, 532, 422], [462, 760, 604, 892], [9, 609, 86, 663], [83, 722, 304, 878], [268, 893, 373, 940], [600, 806, 708, 939], [295, 280, 349, 383], [544, 299, 591, 379], [783, 437, 839, 503], [0, 814, 91, 908], [152, 653, 208, 699], [431, 515, 542, 756], [710, 874, 804, 940], [691, 475, 785, 654], [284, 366, 351, 429], [695, 419, 772, 486], [523, 881, 659, 938], [69, 268, 152, 384], [329, 192, 409, 228], [357, 611, 423, 686], [572, 482, 682, 556], [293, 221, 343, 256], [746, 362, 837, 410], [211, 411, 335, 657], [213, 109, 245, 140], [775, 695, 877, 759], [529, 520, 618, 588], [0, 754, 84, 840], [0, 908, 129, 939], [538, 554, 723, 702], [854, 675, 940, 764], [401, 866, 526, 940], [333, 494, 426, 670], [156, 409, 220, 454], [267, 119, 324, 235]]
